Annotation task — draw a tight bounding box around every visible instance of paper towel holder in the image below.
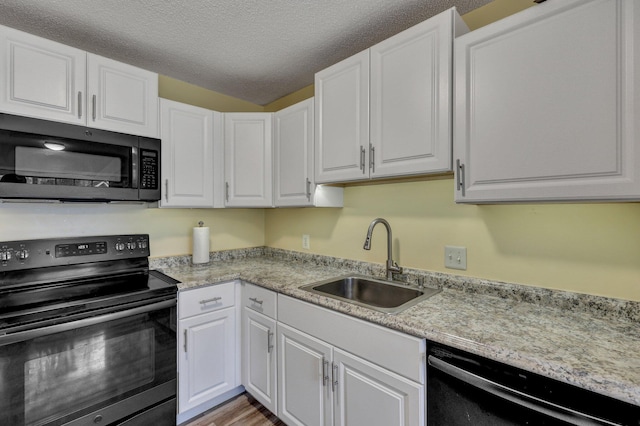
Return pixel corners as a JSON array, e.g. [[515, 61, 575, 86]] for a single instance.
[[192, 221, 210, 265]]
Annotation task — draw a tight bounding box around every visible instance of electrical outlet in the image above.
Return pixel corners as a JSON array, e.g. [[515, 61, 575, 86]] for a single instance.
[[445, 246, 467, 270], [302, 234, 310, 250]]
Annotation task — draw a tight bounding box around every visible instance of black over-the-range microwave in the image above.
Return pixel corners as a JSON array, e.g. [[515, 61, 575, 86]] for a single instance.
[[0, 113, 160, 202]]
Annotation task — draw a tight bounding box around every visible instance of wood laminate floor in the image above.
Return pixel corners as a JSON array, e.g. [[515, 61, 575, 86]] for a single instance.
[[183, 393, 286, 426]]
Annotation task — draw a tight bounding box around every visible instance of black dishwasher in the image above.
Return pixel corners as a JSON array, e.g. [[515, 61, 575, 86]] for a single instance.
[[427, 343, 640, 426]]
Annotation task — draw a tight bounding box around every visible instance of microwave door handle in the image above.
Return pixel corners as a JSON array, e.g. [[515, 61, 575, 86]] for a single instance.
[[131, 146, 139, 189], [427, 356, 617, 426]]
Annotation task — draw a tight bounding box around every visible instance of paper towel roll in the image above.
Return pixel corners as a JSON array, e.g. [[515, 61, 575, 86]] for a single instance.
[[192, 226, 210, 264]]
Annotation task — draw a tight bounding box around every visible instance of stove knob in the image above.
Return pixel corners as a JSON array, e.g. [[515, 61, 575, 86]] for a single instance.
[[138, 241, 148, 249], [0, 250, 11, 261], [115, 242, 126, 251], [127, 242, 136, 250], [16, 249, 29, 261]]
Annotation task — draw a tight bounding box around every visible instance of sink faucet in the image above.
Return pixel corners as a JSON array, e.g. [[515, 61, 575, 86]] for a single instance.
[[363, 218, 403, 280]]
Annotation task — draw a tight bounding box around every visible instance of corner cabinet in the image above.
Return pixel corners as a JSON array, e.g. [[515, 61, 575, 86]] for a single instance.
[[177, 282, 241, 423], [274, 98, 343, 207], [160, 99, 224, 208], [315, 8, 468, 184], [0, 25, 158, 137], [224, 113, 273, 207], [454, 0, 640, 203]]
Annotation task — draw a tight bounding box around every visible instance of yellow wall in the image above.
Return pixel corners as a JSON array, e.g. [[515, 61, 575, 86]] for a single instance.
[[0, 203, 265, 258], [159, 75, 264, 112], [263, 0, 640, 302], [265, 180, 640, 301]]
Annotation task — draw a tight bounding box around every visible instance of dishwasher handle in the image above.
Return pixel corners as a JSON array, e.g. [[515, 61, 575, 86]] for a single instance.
[[427, 355, 618, 426]]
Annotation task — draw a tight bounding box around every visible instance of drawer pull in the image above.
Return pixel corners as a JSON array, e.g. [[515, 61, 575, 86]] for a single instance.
[[200, 297, 222, 304], [249, 297, 264, 305]]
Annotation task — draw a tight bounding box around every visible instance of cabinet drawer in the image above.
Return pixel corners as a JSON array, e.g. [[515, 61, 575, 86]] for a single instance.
[[241, 282, 277, 319], [179, 281, 236, 319]]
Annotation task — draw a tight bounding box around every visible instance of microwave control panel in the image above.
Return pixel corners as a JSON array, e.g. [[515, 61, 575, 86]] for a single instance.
[[140, 149, 158, 190]]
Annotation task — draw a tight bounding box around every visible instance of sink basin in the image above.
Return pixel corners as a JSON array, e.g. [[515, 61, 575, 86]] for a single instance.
[[300, 275, 440, 314]]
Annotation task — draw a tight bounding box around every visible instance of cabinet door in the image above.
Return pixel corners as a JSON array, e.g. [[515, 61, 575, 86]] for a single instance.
[[333, 348, 423, 426], [87, 53, 158, 137], [277, 323, 333, 426], [160, 99, 218, 207], [274, 98, 314, 206], [243, 307, 277, 413], [454, 0, 640, 202], [370, 8, 456, 178], [315, 50, 370, 183], [0, 25, 86, 125], [178, 307, 237, 413], [224, 113, 273, 207]]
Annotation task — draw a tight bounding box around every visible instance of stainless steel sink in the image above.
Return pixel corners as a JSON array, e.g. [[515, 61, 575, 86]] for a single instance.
[[300, 275, 440, 314]]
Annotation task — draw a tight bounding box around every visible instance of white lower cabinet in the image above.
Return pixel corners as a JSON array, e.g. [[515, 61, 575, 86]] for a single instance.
[[177, 282, 242, 424], [241, 282, 279, 414], [277, 295, 426, 426], [278, 323, 332, 426], [332, 348, 422, 426]]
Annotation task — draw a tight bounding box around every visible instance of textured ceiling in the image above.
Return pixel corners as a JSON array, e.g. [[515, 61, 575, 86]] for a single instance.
[[0, 0, 491, 105]]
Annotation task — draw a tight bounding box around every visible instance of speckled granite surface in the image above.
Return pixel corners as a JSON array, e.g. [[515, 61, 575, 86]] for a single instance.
[[151, 247, 640, 407]]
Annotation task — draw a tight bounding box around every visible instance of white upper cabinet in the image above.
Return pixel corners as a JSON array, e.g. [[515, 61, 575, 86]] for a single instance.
[[0, 25, 158, 137], [315, 8, 466, 184], [86, 54, 158, 138], [0, 26, 86, 125], [160, 99, 223, 208], [274, 98, 343, 207], [224, 113, 273, 207], [370, 9, 461, 178], [275, 98, 316, 206], [315, 50, 370, 183], [454, 0, 640, 203]]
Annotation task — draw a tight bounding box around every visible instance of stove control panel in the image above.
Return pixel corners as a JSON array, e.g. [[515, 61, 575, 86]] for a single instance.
[[0, 234, 151, 271]]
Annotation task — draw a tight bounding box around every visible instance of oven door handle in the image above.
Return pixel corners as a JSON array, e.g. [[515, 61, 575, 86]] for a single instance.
[[427, 356, 617, 426], [0, 299, 176, 346]]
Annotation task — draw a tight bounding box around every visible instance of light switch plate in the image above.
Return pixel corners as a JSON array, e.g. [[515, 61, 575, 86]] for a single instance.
[[302, 234, 310, 250], [445, 246, 467, 270]]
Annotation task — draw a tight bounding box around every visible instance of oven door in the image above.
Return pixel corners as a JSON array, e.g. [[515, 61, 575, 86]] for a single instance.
[[0, 299, 176, 426]]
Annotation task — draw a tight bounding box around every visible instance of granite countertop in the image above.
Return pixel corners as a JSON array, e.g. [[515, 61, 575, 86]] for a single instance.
[[153, 249, 640, 408]]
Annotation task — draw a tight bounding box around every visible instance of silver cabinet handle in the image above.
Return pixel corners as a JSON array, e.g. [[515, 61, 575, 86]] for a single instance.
[[267, 329, 274, 353], [92, 94, 96, 121], [199, 297, 222, 304], [322, 359, 329, 387], [360, 146, 366, 173], [183, 329, 187, 353], [165, 179, 169, 202], [456, 159, 465, 196], [78, 91, 83, 119], [249, 297, 263, 305], [332, 363, 339, 392], [306, 178, 311, 201], [225, 182, 230, 202], [369, 143, 375, 173]]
